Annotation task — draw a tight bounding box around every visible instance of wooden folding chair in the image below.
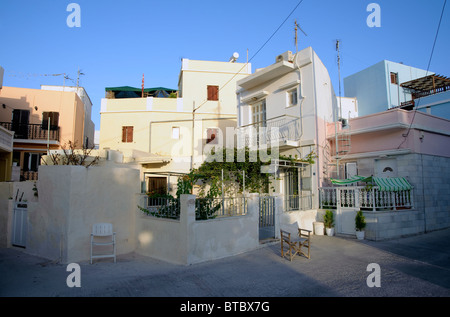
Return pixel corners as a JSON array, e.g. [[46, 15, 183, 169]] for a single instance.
[[280, 228, 311, 261]]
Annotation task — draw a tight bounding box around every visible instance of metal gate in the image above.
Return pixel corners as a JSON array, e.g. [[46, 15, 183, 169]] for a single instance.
[[259, 196, 275, 240], [12, 203, 28, 248]]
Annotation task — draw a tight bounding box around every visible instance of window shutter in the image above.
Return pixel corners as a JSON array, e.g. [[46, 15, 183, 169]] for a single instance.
[[128, 126, 133, 142], [207, 85, 219, 101], [122, 127, 127, 142]]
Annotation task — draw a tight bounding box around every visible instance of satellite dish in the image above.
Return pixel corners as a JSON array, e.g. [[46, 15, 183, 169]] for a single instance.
[[229, 52, 239, 63]]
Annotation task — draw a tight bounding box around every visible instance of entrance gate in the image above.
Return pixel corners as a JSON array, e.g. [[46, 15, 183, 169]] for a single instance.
[[12, 202, 28, 247], [259, 196, 275, 240]]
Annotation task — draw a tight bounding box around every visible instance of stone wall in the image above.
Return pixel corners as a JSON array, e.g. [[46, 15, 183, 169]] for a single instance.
[[397, 153, 450, 232]]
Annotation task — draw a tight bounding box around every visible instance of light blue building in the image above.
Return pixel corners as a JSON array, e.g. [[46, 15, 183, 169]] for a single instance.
[[344, 60, 432, 117]]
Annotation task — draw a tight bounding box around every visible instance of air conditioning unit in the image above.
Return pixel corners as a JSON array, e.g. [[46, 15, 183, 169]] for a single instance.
[[276, 51, 294, 63]]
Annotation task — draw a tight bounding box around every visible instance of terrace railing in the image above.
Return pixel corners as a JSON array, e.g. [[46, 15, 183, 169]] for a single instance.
[[284, 194, 313, 212], [143, 195, 248, 220], [319, 186, 414, 211], [237, 115, 301, 148], [0, 122, 60, 141], [195, 196, 247, 220]]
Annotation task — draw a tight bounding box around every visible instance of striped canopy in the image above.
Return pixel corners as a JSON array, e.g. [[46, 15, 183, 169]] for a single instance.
[[372, 177, 412, 191], [330, 175, 412, 191], [330, 175, 372, 185]]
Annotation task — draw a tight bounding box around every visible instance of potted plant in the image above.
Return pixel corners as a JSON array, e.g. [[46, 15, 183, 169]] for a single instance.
[[323, 210, 335, 236], [355, 210, 366, 240]]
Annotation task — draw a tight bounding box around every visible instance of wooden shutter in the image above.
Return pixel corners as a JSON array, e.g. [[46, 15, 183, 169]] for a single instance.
[[127, 126, 133, 142], [122, 127, 127, 142], [207, 85, 219, 101], [122, 126, 133, 143]]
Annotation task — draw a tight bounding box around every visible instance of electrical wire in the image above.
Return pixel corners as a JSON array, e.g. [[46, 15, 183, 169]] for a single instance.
[[193, 0, 305, 112], [397, 0, 447, 149]]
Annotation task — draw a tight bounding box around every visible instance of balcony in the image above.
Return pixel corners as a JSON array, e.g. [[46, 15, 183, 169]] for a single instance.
[[0, 122, 60, 142], [237, 115, 301, 149]]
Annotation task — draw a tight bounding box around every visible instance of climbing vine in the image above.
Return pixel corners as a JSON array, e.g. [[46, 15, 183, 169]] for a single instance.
[[139, 147, 316, 219]]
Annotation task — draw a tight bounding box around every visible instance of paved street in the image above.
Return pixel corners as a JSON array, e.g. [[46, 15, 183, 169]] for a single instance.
[[1, 228, 449, 300]]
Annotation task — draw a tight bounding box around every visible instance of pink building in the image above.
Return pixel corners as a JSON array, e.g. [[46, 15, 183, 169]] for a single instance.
[[324, 108, 450, 238]]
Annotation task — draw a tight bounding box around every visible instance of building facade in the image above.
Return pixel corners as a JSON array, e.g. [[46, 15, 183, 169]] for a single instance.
[[0, 85, 94, 181], [236, 47, 337, 212], [344, 60, 431, 116], [99, 57, 251, 194]]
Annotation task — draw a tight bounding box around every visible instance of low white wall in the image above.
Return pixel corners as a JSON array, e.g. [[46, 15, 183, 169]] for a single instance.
[[136, 194, 260, 265], [188, 194, 259, 264], [26, 165, 140, 263], [135, 195, 189, 264]]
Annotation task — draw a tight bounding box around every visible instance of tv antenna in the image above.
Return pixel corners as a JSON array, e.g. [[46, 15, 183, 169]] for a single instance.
[[294, 19, 307, 52]]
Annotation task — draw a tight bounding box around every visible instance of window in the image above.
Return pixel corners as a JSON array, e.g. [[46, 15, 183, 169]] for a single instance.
[[23, 152, 42, 172], [122, 126, 133, 143], [206, 128, 219, 144], [172, 127, 180, 139], [207, 85, 219, 101], [390, 72, 398, 85], [288, 89, 298, 107], [147, 177, 167, 195], [42, 112, 59, 130], [251, 99, 266, 126]]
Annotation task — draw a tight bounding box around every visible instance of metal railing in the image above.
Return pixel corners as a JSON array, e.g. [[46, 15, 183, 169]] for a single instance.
[[195, 196, 247, 220], [237, 115, 301, 148], [143, 196, 248, 220], [319, 186, 414, 211], [145, 196, 180, 219], [284, 194, 313, 211], [0, 122, 60, 141]]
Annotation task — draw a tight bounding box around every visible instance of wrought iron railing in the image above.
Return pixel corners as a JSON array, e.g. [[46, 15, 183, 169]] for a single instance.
[[237, 115, 301, 148], [195, 196, 247, 220], [284, 194, 313, 212], [0, 122, 60, 141], [143, 196, 248, 220]]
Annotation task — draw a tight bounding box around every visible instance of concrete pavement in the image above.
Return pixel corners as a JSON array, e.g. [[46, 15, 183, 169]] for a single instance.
[[1, 228, 450, 298]]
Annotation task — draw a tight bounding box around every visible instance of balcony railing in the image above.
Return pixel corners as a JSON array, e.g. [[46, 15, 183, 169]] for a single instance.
[[0, 122, 60, 141], [319, 186, 414, 211], [237, 115, 301, 148]]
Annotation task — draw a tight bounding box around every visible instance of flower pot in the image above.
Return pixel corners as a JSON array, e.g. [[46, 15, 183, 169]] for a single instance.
[[326, 227, 334, 236], [356, 231, 365, 240]]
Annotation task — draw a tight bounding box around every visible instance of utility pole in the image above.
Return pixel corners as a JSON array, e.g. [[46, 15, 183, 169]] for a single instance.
[[335, 40, 342, 179]]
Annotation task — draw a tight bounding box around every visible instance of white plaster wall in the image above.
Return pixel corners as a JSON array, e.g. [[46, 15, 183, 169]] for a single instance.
[[188, 194, 259, 264], [26, 165, 139, 263]]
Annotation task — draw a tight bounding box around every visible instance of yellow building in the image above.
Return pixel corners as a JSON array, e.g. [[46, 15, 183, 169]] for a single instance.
[[0, 85, 95, 181], [99, 57, 251, 193]]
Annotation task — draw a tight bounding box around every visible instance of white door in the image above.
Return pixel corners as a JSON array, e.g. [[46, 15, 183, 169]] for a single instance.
[[12, 203, 28, 247]]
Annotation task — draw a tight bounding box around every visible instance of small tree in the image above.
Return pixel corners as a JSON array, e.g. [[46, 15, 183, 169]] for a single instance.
[[355, 210, 366, 231], [323, 210, 334, 228], [44, 141, 100, 167]]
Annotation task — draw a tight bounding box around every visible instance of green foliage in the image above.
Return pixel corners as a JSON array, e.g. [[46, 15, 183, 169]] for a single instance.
[[323, 210, 334, 228], [355, 210, 366, 231]]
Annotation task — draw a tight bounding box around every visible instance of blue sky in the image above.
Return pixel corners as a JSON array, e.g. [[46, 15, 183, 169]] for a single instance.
[[1, 0, 449, 133]]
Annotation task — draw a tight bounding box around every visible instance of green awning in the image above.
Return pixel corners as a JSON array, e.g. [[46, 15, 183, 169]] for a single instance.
[[330, 175, 372, 185], [330, 175, 412, 191], [372, 177, 412, 191]]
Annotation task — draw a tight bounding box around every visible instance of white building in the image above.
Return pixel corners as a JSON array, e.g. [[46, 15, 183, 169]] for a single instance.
[[236, 47, 338, 212]]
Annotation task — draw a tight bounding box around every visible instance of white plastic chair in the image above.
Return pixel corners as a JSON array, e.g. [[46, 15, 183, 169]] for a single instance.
[[90, 223, 116, 264]]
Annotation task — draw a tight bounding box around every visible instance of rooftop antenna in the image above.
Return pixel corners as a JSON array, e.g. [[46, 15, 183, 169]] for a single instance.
[[294, 19, 307, 53]]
